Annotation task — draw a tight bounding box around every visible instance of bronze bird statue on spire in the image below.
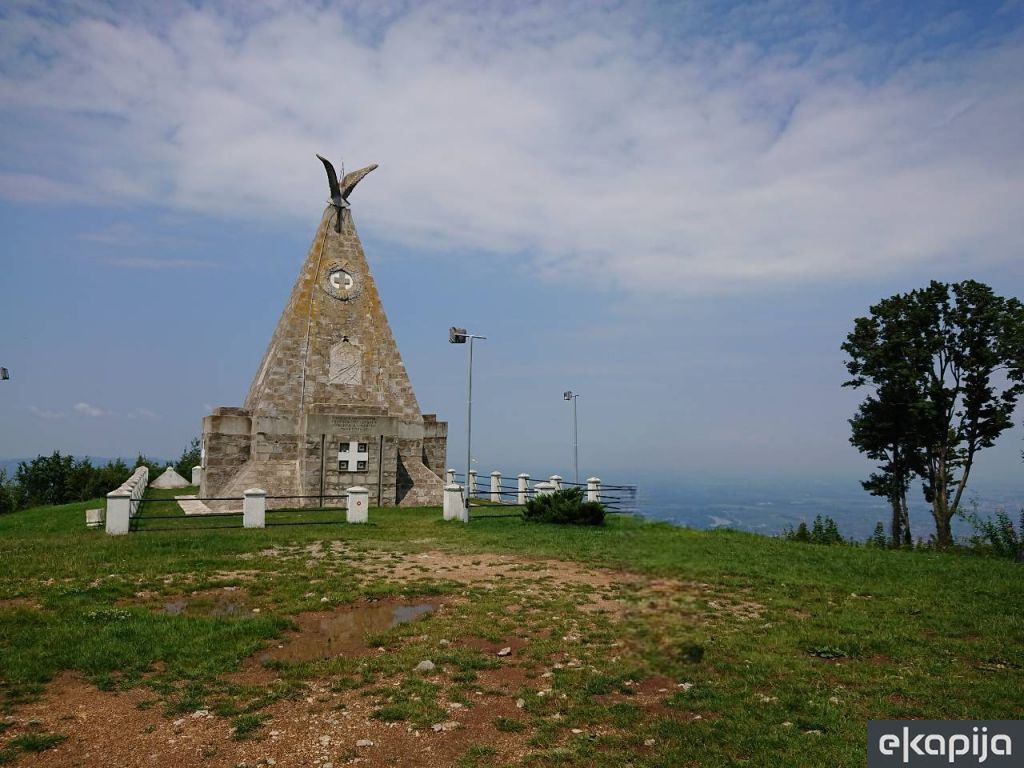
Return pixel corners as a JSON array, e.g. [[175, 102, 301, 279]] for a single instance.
[[316, 154, 378, 233]]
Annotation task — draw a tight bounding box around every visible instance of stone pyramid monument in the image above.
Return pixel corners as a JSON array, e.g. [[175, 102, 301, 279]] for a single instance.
[[150, 466, 190, 489], [200, 156, 446, 507]]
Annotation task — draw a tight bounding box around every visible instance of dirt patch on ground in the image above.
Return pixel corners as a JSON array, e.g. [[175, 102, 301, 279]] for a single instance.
[[122, 586, 254, 617], [255, 543, 759, 622], [0, 597, 41, 610], [2, 671, 535, 768], [2, 546, 752, 766], [459, 635, 530, 657], [260, 599, 451, 663], [351, 549, 633, 592]]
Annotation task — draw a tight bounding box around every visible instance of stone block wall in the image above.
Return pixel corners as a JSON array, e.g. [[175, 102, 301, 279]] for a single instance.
[[421, 414, 448, 480], [200, 408, 253, 498]]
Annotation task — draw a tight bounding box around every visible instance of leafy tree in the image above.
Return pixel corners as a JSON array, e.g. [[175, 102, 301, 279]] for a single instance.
[[9, 453, 131, 509], [15, 451, 76, 507], [174, 437, 201, 479], [843, 292, 931, 546], [134, 453, 164, 478], [844, 280, 1024, 547], [867, 522, 888, 548], [788, 521, 810, 542], [0, 470, 16, 515], [784, 515, 845, 545]]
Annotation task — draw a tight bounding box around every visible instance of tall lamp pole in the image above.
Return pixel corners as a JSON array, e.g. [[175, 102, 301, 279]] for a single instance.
[[563, 390, 579, 485], [450, 327, 486, 517]]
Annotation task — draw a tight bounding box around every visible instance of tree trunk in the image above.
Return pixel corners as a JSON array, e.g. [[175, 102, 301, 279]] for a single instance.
[[889, 496, 903, 547], [933, 509, 953, 548], [931, 452, 952, 547], [900, 492, 912, 547]]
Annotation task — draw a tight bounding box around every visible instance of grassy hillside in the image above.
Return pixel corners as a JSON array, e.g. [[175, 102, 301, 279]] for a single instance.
[[0, 497, 1021, 766]]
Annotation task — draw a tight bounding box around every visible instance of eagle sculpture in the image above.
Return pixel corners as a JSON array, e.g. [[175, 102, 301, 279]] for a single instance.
[[316, 154, 378, 233]]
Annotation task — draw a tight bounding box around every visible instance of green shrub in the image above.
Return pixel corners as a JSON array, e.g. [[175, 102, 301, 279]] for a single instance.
[[962, 507, 1024, 560], [0, 470, 16, 515], [522, 487, 605, 526]]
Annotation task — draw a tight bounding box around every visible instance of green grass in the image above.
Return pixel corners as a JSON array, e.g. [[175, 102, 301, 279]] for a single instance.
[[8, 732, 66, 752], [494, 717, 528, 733], [0, 494, 1022, 767], [230, 713, 268, 740]]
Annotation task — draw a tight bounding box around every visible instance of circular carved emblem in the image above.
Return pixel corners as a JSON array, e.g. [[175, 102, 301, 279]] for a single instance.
[[323, 265, 361, 301]]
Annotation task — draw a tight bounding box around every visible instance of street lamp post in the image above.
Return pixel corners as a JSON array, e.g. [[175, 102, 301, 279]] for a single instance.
[[450, 327, 486, 518], [563, 390, 579, 485]]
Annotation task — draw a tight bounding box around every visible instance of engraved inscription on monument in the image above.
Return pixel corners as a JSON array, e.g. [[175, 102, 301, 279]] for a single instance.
[[329, 338, 363, 385]]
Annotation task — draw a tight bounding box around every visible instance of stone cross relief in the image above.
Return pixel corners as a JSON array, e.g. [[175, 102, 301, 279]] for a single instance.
[[338, 441, 369, 472], [329, 337, 363, 385]]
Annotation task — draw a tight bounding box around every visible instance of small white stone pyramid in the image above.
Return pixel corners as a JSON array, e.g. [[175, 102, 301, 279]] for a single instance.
[[150, 465, 191, 489]]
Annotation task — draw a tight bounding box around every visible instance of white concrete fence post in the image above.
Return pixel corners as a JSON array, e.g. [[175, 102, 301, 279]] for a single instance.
[[534, 481, 556, 497], [105, 490, 131, 535], [468, 470, 478, 498], [191, 465, 202, 486], [517, 473, 530, 505], [490, 471, 502, 502], [443, 484, 464, 521], [243, 488, 266, 528], [549, 475, 563, 491], [446, 468, 456, 485], [346, 486, 369, 523], [105, 465, 148, 535], [587, 477, 602, 503]]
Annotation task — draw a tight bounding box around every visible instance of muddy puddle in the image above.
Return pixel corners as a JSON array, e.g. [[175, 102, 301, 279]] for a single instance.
[[162, 590, 251, 617], [261, 601, 440, 662]]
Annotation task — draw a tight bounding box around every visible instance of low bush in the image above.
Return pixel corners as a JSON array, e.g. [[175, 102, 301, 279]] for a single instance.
[[961, 507, 1024, 561], [522, 487, 605, 526]]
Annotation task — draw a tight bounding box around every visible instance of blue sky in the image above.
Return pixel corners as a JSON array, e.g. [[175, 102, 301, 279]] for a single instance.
[[1, 0, 1023, 491]]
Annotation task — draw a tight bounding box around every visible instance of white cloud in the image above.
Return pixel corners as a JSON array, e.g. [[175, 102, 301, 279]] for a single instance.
[[73, 402, 109, 417], [28, 406, 63, 420], [0, 2, 1022, 294], [0, 172, 91, 204]]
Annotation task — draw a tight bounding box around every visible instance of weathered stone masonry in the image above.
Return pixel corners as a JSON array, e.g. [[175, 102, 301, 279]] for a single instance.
[[200, 172, 446, 508]]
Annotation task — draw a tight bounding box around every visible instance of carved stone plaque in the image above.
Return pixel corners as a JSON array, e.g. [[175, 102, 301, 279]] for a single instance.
[[329, 338, 363, 385]]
